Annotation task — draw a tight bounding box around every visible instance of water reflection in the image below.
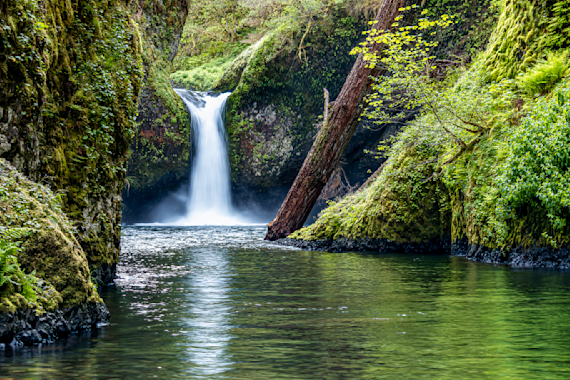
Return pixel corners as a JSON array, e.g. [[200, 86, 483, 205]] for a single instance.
[[1, 226, 570, 379], [185, 248, 234, 377]]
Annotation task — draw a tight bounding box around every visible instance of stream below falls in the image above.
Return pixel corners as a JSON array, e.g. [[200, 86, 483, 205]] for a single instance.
[[2, 226, 570, 379]]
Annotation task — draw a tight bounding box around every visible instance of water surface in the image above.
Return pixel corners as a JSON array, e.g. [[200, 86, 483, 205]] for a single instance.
[[2, 226, 570, 379]]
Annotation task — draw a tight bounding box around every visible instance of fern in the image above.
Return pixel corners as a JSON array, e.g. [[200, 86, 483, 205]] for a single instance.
[[516, 50, 570, 95], [0, 240, 20, 287], [0, 238, 40, 303]]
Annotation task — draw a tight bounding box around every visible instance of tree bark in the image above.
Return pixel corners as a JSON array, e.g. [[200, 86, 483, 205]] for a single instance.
[[265, 0, 410, 241]]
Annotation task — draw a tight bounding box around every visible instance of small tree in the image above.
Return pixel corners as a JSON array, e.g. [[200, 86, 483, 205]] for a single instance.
[[353, 6, 516, 166]]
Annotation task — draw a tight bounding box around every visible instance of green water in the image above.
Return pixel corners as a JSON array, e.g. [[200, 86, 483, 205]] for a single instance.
[[1, 226, 570, 379]]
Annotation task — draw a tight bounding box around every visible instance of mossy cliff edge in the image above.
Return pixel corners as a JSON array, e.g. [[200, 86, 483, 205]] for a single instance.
[[288, 0, 570, 267], [0, 0, 143, 283], [0, 159, 108, 345]]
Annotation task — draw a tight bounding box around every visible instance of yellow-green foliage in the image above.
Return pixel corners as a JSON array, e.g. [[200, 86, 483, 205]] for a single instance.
[[171, 53, 243, 91], [0, 159, 101, 312], [516, 50, 570, 95], [482, 0, 570, 81]]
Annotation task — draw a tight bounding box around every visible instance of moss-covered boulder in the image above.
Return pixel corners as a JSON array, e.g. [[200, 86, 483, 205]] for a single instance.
[[0, 158, 101, 314]]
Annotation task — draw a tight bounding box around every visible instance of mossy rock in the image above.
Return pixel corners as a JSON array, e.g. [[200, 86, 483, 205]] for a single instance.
[[0, 159, 100, 313], [482, 0, 570, 81], [291, 142, 451, 243]]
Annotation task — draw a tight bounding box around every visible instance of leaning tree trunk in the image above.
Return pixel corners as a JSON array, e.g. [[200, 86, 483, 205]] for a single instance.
[[265, 0, 410, 241]]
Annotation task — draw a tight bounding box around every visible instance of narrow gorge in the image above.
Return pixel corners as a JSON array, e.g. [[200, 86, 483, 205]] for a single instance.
[[1, 0, 570, 378]]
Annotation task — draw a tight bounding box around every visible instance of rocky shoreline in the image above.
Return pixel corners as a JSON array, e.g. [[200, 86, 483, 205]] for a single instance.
[[0, 303, 109, 349], [451, 239, 570, 269], [276, 237, 570, 269], [275, 237, 450, 254]]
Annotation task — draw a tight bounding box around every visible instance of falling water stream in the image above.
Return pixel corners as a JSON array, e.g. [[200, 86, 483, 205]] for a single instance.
[[172, 90, 244, 225]]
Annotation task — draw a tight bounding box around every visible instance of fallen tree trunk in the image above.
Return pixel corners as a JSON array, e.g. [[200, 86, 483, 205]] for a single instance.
[[265, 0, 410, 241]]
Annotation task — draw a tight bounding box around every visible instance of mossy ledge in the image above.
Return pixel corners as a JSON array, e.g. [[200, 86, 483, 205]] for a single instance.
[[0, 159, 108, 346], [276, 237, 450, 254]]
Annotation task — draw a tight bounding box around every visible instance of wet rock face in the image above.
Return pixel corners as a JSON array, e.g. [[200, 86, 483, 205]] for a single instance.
[[233, 103, 298, 187], [0, 303, 109, 347], [276, 237, 451, 254], [279, 237, 570, 269], [123, 87, 191, 224], [91, 264, 118, 287], [452, 239, 570, 269]]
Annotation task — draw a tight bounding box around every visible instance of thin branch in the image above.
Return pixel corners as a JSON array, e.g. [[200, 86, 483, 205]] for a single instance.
[[323, 88, 330, 128], [298, 19, 313, 64], [451, 121, 479, 134]]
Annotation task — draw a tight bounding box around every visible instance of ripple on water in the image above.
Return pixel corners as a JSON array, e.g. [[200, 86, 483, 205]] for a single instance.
[[2, 226, 570, 380]]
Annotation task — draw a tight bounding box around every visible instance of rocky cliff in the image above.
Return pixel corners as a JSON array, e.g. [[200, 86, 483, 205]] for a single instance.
[[122, 0, 192, 222], [1, 0, 143, 283]]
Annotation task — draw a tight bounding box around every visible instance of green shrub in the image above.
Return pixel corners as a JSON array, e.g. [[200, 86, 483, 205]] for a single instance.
[[171, 55, 240, 90], [517, 50, 570, 96], [495, 81, 570, 246], [0, 241, 19, 288]]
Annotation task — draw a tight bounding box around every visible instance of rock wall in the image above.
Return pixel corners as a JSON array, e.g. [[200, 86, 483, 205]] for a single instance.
[[0, 0, 143, 283], [122, 0, 192, 223]]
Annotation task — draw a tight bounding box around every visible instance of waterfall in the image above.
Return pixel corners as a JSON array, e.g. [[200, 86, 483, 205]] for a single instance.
[[174, 89, 240, 225]]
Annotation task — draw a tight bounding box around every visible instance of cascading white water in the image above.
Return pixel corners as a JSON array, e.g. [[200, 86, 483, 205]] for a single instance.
[[174, 89, 241, 225]]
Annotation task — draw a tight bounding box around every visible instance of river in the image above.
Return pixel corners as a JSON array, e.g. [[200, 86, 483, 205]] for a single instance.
[[2, 226, 570, 379]]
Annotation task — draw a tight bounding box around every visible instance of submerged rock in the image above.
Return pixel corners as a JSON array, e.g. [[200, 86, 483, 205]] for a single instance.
[[276, 237, 450, 254], [279, 236, 570, 269], [452, 239, 570, 269]]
